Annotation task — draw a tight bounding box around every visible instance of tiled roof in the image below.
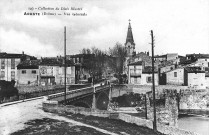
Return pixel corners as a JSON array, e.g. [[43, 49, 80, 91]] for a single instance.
[[186, 54, 209, 59], [40, 58, 74, 66], [142, 66, 158, 73], [0, 52, 36, 59], [184, 66, 205, 73], [154, 54, 166, 58], [17, 58, 74, 69], [17, 60, 40, 69], [128, 61, 143, 66], [158, 60, 175, 68]]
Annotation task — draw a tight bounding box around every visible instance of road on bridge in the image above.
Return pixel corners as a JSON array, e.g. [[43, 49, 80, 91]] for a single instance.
[[0, 98, 118, 135]]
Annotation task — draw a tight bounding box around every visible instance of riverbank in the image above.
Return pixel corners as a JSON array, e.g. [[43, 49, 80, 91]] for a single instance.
[[11, 114, 164, 135]]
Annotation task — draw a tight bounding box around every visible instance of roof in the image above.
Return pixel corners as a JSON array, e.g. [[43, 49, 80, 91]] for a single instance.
[[128, 61, 143, 66], [67, 54, 95, 59], [154, 54, 167, 58], [0, 52, 36, 60], [17, 57, 74, 69], [158, 60, 176, 68], [186, 54, 209, 59], [125, 22, 135, 45], [184, 66, 205, 73], [142, 66, 158, 73], [17, 60, 40, 69], [40, 58, 74, 66]]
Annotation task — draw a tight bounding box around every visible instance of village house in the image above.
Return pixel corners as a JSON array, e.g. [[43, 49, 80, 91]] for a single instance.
[[128, 61, 158, 85], [162, 65, 206, 89], [165, 67, 184, 85], [39, 57, 75, 85], [0, 52, 36, 83], [205, 67, 209, 88], [17, 60, 40, 85], [184, 66, 206, 89], [67, 54, 93, 83], [154, 53, 179, 62], [141, 66, 158, 85], [17, 57, 75, 86]]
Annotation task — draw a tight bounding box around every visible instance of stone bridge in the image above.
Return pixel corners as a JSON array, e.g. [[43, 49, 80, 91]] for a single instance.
[[47, 84, 112, 110]]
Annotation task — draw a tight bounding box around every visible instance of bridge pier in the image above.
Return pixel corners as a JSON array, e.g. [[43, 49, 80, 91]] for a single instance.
[[92, 86, 96, 109]]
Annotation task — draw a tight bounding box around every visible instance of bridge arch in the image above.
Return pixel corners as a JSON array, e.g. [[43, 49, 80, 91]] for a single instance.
[[96, 91, 109, 110], [72, 100, 91, 108]]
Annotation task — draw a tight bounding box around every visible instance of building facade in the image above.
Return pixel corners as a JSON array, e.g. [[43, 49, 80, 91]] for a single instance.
[[17, 57, 75, 86], [0, 52, 36, 82]]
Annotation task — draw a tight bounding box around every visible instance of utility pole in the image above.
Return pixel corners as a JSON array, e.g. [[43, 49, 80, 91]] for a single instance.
[[64, 26, 67, 105], [151, 30, 157, 131]]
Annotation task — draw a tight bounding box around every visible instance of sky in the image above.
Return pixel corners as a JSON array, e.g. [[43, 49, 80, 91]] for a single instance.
[[0, 0, 208, 58]]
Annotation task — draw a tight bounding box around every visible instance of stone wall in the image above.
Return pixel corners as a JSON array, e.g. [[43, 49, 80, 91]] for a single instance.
[[42, 100, 199, 135], [17, 85, 65, 93], [112, 84, 188, 94], [147, 89, 178, 127], [179, 89, 209, 110]]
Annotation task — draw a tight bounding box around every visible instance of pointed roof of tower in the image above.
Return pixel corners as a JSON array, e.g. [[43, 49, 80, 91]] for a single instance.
[[126, 20, 135, 45]]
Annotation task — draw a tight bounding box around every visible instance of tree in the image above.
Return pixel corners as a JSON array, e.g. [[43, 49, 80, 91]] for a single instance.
[[108, 42, 127, 74], [80, 46, 106, 81]]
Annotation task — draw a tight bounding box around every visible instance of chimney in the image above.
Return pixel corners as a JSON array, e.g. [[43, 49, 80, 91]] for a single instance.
[[147, 51, 149, 56], [57, 56, 59, 61], [22, 51, 24, 55]]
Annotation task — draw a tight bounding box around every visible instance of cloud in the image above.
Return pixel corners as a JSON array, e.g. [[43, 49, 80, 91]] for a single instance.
[[4, 11, 64, 30], [0, 27, 59, 57]]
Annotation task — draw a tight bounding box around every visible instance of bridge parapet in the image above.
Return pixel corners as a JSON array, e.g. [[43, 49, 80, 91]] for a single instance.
[[47, 84, 110, 103], [95, 85, 110, 92], [48, 86, 94, 102]]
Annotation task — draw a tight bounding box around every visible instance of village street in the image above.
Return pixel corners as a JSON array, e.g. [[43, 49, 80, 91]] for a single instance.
[[0, 97, 162, 135], [0, 98, 120, 135]]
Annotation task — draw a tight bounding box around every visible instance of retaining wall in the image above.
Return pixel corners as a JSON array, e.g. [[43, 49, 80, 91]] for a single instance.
[[42, 100, 199, 135]]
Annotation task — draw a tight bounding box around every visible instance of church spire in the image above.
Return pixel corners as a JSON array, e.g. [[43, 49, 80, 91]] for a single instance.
[[126, 19, 135, 45]]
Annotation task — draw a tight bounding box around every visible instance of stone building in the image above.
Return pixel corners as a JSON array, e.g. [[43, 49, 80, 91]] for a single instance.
[[17, 57, 75, 86], [184, 66, 206, 89], [128, 61, 158, 85], [17, 60, 40, 85], [165, 68, 184, 85], [0, 52, 36, 82]]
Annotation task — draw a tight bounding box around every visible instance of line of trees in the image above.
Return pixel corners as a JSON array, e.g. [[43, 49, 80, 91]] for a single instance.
[[79, 42, 127, 82]]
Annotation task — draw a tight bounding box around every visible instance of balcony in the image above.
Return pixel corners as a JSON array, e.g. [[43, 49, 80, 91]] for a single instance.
[[130, 72, 141, 77], [130, 69, 141, 77]]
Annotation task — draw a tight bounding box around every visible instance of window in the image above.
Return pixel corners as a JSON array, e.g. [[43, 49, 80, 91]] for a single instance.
[[67, 67, 71, 74], [147, 76, 152, 83], [11, 58, 15, 69], [1, 59, 5, 69], [22, 70, 26, 74], [1, 71, 5, 78], [174, 72, 177, 77], [59, 67, 62, 74], [32, 70, 36, 74], [11, 71, 15, 80]]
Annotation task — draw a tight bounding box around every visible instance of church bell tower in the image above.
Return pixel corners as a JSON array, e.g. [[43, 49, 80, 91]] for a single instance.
[[125, 19, 135, 57]]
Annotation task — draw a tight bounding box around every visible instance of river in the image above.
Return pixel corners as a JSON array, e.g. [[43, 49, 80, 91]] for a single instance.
[[178, 115, 209, 135]]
